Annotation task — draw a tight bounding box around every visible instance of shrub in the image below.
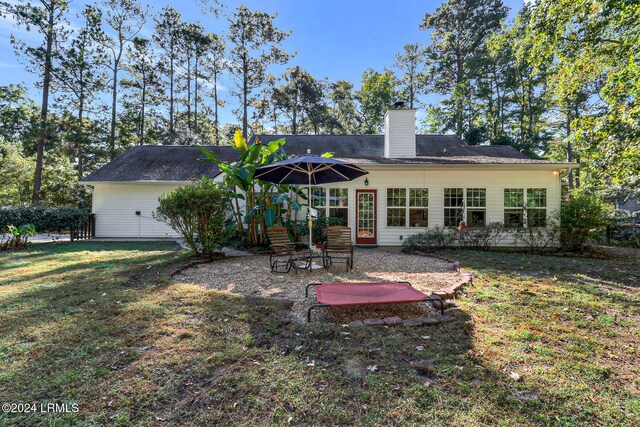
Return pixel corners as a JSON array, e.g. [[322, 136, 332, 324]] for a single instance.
[[154, 179, 233, 257], [401, 226, 457, 253], [514, 211, 561, 252], [560, 192, 611, 251], [462, 222, 508, 249], [0, 206, 88, 233]]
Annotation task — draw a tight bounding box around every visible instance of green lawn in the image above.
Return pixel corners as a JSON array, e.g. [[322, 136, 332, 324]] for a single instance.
[[1, 242, 638, 426]]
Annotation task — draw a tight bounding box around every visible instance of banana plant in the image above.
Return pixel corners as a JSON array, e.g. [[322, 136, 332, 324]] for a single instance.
[[198, 130, 292, 245]]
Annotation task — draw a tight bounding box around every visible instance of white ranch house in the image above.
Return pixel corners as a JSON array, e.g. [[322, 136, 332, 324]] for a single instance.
[[80, 108, 577, 245]]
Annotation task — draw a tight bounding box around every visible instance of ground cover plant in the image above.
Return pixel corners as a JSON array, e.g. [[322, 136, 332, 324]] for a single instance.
[[0, 242, 638, 426]]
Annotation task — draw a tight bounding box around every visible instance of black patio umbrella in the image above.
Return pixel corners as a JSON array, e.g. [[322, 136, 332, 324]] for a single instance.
[[254, 155, 368, 249]]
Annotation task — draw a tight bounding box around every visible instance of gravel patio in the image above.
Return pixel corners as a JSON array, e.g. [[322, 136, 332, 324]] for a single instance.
[[175, 247, 462, 323]]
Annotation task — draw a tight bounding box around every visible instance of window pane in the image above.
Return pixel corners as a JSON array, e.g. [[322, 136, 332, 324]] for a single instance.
[[444, 208, 461, 227], [504, 209, 524, 227], [527, 188, 547, 208], [504, 189, 524, 207], [527, 208, 547, 227], [387, 188, 406, 207], [467, 188, 486, 207], [467, 209, 486, 227], [409, 208, 428, 227], [329, 188, 348, 207], [329, 207, 348, 224], [311, 187, 326, 208], [387, 208, 406, 227], [444, 188, 463, 207], [409, 188, 429, 207]]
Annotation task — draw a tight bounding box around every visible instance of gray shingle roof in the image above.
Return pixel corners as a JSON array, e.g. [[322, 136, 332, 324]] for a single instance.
[[81, 145, 235, 182], [81, 134, 561, 183]]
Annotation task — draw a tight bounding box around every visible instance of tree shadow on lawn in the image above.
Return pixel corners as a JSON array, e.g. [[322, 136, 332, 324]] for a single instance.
[[0, 241, 189, 425], [1, 245, 632, 425], [214, 296, 574, 426]]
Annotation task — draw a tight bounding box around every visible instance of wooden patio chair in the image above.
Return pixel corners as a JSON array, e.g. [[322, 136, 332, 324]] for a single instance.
[[267, 226, 311, 273], [322, 225, 354, 271]]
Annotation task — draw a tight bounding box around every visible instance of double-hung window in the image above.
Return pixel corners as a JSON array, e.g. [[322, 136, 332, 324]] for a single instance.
[[466, 188, 486, 227], [444, 188, 464, 227], [409, 188, 429, 227], [386, 188, 407, 227], [329, 188, 348, 224], [527, 188, 547, 227], [311, 187, 326, 218], [503, 188, 524, 227]]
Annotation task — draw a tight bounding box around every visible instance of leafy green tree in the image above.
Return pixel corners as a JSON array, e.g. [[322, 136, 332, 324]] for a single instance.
[[227, 6, 292, 139], [153, 6, 183, 140], [524, 0, 640, 197], [327, 80, 358, 134], [0, 84, 39, 148], [420, 0, 508, 137], [391, 43, 427, 109], [486, 6, 552, 157], [357, 69, 396, 133], [273, 66, 327, 134], [56, 5, 107, 177], [3, 0, 70, 206], [202, 33, 225, 144], [99, 0, 147, 159], [120, 37, 164, 145]]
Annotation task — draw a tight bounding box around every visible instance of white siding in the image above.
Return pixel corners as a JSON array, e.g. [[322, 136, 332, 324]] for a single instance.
[[313, 166, 562, 246], [91, 183, 184, 238], [384, 109, 416, 158]]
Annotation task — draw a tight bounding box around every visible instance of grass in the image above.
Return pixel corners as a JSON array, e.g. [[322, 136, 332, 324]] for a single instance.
[[0, 242, 639, 426]]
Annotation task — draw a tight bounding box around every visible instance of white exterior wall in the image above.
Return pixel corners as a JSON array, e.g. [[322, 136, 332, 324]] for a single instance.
[[313, 166, 562, 246], [384, 109, 416, 158], [91, 183, 184, 238]]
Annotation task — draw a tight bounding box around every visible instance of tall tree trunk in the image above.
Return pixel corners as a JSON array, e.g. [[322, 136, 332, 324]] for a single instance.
[[566, 104, 574, 191], [140, 72, 146, 145], [32, 5, 55, 206], [169, 45, 175, 137], [109, 63, 118, 160], [77, 97, 84, 178], [186, 57, 192, 131], [242, 55, 248, 140], [194, 57, 198, 134], [213, 67, 219, 145]]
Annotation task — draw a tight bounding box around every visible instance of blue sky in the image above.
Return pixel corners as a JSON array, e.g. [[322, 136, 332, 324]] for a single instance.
[[0, 0, 525, 125]]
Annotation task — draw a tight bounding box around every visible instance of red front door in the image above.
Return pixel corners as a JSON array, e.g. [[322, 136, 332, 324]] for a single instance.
[[356, 189, 377, 245]]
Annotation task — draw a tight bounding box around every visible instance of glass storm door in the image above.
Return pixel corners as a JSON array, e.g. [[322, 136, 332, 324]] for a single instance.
[[356, 190, 377, 245]]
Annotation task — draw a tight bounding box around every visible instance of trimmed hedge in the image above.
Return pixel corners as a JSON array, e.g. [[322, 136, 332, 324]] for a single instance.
[[0, 206, 89, 233]]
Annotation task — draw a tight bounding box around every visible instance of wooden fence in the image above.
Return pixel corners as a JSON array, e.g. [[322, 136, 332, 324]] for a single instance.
[[71, 213, 95, 241]]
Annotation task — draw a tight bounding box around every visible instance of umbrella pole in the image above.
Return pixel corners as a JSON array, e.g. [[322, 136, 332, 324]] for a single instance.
[[308, 174, 313, 249]]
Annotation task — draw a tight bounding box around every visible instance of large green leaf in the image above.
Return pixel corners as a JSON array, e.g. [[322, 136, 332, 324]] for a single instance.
[[197, 146, 222, 163], [264, 207, 277, 227]]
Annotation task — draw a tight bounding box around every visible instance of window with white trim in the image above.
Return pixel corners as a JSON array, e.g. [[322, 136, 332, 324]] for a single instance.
[[387, 188, 406, 227], [329, 188, 348, 224], [503, 188, 524, 227], [409, 188, 429, 227], [466, 188, 486, 227], [311, 187, 326, 218], [527, 188, 547, 227], [444, 188, 464, 227]]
